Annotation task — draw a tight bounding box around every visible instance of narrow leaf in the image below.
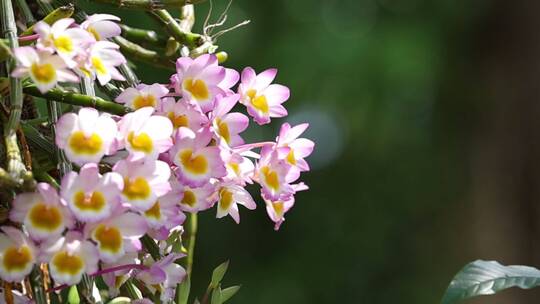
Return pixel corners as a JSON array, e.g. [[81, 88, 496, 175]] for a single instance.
[[68, 285, 80, 304], [175, 275, 191, 304], [220, 285, 241, 303], [210, 261, 229, 288], [211, 285, 222, 304], [441, 260, 540, 304]]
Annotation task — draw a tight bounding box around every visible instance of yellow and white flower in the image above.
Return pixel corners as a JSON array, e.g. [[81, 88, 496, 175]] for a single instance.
[[10, 183, 74, 241], [56, 107, 119, 165], [11, 46, 78, 93], [40, 231, 99, 285], [0, 227, 37, 282]]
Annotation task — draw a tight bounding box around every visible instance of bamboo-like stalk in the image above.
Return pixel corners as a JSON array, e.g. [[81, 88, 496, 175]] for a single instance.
[[46, 100, 71, 175], [114, 36, 174, 70], [14, 0, 36, 26], [92, 0, 206, 10], [1, 0, 32, 187], [23, 86, 130, 115], [185, 213, 198, 277], [149, 9, 204, 48], [120, 24, 168, 48]]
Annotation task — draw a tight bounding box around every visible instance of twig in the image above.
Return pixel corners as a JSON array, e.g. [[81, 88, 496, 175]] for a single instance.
[[114, 36, 174, 70], [149, 9, 204, 48], [120, 24, 168, 48], [92, 0, 206, 10], [23, 86, 131, 115]]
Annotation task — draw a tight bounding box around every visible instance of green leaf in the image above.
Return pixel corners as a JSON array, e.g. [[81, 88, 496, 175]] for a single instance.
[[441, 260, 540, 304], [220, 285, 241, 303], [68, 286, 80, 304], [210, 260, 229, 289], [175, 275, 191, 304], [211, 285, 222, 304], [107, 297, 131, 304]]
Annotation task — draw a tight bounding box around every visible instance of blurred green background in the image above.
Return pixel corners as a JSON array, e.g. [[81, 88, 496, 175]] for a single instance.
[[83, 0, 540, 303]]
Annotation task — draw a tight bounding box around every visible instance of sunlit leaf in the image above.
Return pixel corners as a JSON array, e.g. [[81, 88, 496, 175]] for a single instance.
[[68, 286, 80, 304], [220, 285, 241, 303], [210, 261, 229, 289], [211, 285, 222, 304], [441, 260, 540, 304]]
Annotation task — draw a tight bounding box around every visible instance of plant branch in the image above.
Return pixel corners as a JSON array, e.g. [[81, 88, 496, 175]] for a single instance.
[[186, 213, 198, 277], [114, 36, 174, 70], [149, 9, 204, 48], [23, 86, 130, 115], [120, 24, 168, 48], [92, 0, 206, 10]]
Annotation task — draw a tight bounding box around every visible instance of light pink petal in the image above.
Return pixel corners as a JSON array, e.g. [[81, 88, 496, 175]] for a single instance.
[[240, 67, 256, 86], [219, 68, 239, 89], [13, 47, 37, 67], [222, 113, 249, 134], [255, 68, 277, 90], [51, 18, 74, 33], [269, 104, 288, 118], [264, 84, 290, 105]]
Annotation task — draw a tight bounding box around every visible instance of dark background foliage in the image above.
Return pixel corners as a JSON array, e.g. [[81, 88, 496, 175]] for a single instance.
[[83, 0, 540, 303]]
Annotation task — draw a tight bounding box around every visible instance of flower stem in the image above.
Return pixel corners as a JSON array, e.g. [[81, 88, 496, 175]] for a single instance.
[[92, 0, 206, 10], [186, 212, 198, 277], [120, 24, 168, 49], [114, 36, 174, 70], [23, 86, 130, 115], [149, 9, 204, 49], [141, 234, 161, 261], [29, 266, 47, 304]]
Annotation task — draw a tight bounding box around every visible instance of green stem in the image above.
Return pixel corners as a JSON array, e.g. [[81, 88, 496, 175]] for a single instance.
[[46, 100, 71, 175], [149, 9, 204, 48], [92, 0, 206, 10], [14, 0, 36, 26], [1, 0, 31, 186], [186, 213, 198, 277], [114, 36, 174, 70], [141, 234, 161, 261], [120, 24, 168, 48], [29, 266, 47, 304], [23, 86, 130, 115]]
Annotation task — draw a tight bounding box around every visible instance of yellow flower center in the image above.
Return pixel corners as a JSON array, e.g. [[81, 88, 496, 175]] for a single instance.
[[261, 166, 280, 191], [272, 201, 284, 217], [93, 224, 122, 253], [127, 132, 153, 153], [216, 119, 230, 144], [167, 112, 189, 129], [123, 177, 151, 200], [88, 27, 101, 40], [28, 203, 63, 232], [144, 201, 161, 219], [228, 162, 240, 175], [179, 150, 208, 175], [92, 56, 107, 75], [53, 35, 73, 53], [73, 191, 106, 212], [133, 95, 156, 110], [68, 131, 103, 155], [183, 78, 209, 101], [52, 251, 84, 275], [247, 89, 269, 113], [30, 63, 56, 84], [219, 188, 234, 210], [180, 190, 196, 207], [286, 149, 296, 165], [3, 246, 32, 272]]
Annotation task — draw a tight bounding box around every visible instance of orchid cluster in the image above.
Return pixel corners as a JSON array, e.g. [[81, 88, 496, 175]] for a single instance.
[[13, 14, 125, 93], [0, 7, 313, 303]]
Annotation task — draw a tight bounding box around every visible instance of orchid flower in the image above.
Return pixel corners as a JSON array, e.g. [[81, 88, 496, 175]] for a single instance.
[[172, 54, 239, 112], [11, 47, 78, 93], [56, 107, 119, 165], [159, 97, 209, 132], [161, 179, 215, 213], [0, 227, 37, 282], [238, 67, 290, 125], [81, 14, 122, 40], [118, 107, 173, 161], [40, 231, 99, 285], [216, 183, 256, 224], [85, 210, 148, 263], [170, 127, 226, 187], [34, 18, 94, 67], [86, 41, 126, 85], [275, 123, 314, 172], [61, 163, 124, 222], [210, 94, 249, 147], [10, 183, 74, 241], [116, 83, 169, 110], [113, 158, 171, 212]]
